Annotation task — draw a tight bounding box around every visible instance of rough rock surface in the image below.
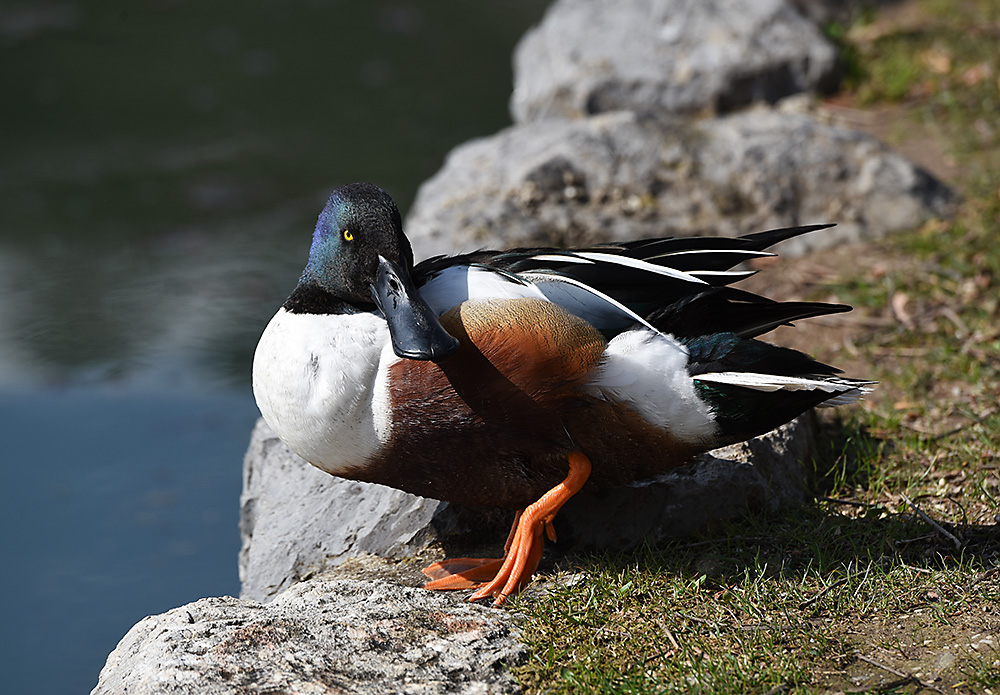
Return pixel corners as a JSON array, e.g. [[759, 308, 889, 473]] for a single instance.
[[404, 108, 954, 261], [240, 416, 814, 603], [240, 419, 509, 603], [510, 0, 838, 122], [92, 571, 525, 695]]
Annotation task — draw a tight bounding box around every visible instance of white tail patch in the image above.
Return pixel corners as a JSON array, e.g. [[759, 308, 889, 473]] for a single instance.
[[586, 329, 719, 444], [694, 372, 875, 406]]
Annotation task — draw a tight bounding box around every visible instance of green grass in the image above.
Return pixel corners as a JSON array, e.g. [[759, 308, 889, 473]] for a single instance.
[[510, 1, 1000, 692], [514, 492, 997, 693]]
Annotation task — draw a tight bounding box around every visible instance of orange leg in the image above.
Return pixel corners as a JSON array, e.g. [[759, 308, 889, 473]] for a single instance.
[[421, 451, 592, 606], [422, 511, 523, 589]]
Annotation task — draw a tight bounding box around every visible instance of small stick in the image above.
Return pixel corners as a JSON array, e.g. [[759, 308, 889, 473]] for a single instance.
[[663, 625, 680, 652], [929, 407, 995, 441], [900, 493, 962, 551], [798, 576, 849, 610], [856, 654, 909, 678], [967, 567, 999, 589], [819, 496, 876, 509], [652, 617, 682, 653], [855, 654, 942, 693]]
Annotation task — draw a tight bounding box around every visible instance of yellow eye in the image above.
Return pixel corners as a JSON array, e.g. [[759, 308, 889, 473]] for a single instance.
[[343, 229, 353, 242]]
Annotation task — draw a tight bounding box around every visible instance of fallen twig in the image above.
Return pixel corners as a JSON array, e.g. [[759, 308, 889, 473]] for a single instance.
[[967, 567, 999, 589], [819, 496, 878, 509], [928, 407, 996, 441], [663, 625, 680, 652], [901, 493, 963, 551], [652, 617, 681, 654], [798, 576, 849, 610], [675, 612, 713, 625], [856, 654, 911, 679], [855, 653, 942, 693]]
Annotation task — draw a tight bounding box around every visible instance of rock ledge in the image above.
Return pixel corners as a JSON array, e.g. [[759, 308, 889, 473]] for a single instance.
[[92, 572, 525, 695]]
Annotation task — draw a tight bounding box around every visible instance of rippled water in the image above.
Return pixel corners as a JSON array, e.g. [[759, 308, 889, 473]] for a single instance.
[[1, 1, 545, 691]]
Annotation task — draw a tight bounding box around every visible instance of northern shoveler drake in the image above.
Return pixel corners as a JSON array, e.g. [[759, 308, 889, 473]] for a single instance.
[[253, 182, 873, 606]]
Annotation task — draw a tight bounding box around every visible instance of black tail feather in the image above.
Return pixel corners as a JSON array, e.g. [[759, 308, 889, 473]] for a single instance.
[[649, 288, 851, 339], [736, 223, 837, 250]]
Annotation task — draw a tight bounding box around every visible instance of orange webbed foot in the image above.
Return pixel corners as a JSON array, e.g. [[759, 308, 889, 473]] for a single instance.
[[421, 558, 505, 590], [421, 510, 523, 590], [421, 451, 591, 607]]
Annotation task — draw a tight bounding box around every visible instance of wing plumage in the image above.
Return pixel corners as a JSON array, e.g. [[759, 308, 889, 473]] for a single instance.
[[413, 223, 849, 343], [413, 223, 873, 444]]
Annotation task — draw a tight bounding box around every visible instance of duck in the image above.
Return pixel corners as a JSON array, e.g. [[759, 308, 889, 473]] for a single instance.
[[252, 181, 873, 606]]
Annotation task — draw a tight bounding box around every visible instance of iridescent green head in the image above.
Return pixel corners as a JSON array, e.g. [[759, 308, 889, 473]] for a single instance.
[[303, 182, 413, 305]]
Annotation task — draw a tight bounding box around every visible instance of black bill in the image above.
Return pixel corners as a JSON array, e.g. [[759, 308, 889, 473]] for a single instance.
[[370, 255, 459, 361]]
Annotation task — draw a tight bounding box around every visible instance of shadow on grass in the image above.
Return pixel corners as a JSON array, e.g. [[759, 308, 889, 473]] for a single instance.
[[509, 416, 998, 693], [543, 414, 998, 593]]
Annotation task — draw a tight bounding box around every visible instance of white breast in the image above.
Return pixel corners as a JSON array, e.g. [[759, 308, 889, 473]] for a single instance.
[[252, 308, 397, 475]]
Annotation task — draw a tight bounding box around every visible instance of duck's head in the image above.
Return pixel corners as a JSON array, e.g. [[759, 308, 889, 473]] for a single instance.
[[302, 182, 458, 361]]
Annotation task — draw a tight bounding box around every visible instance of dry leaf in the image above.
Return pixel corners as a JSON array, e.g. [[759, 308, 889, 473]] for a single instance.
[[921, 48, 952, 74], [891, 291, 914, 328], [961, 62, 993, 86]]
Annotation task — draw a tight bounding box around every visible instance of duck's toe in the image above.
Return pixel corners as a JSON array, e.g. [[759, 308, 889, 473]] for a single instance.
[[422, 451, 592, 606], [466, 519, 546, 606], [421, 558, 505, 589]]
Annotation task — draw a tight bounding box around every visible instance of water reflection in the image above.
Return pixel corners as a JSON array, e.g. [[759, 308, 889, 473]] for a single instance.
[[1, 0, 546, 388], [0, 201, 305, 387], [1, 1, 546, 692]]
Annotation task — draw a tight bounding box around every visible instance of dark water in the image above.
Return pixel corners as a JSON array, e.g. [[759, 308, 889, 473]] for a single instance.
[[0, 1, 546, 691]]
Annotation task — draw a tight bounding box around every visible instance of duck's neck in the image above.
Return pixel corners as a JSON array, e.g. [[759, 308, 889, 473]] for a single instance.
[[283, 281, 373, 316]]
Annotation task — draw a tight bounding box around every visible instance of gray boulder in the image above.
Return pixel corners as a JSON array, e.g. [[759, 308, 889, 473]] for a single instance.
[[511, 0, 838, 123], [404, 108, 954, 261], [92, 570, 525, 695], [240, 415, 814, 603]]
